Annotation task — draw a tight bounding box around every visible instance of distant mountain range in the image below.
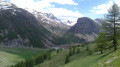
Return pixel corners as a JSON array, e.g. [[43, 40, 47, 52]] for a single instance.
[[0, 1, 104, 48], [25, 9, 70, 36]]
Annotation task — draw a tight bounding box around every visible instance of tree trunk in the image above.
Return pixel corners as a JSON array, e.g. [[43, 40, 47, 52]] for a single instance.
[[113, 39, 117, 51], [113, 13, 117, 51], [100, 49, 103, 54]]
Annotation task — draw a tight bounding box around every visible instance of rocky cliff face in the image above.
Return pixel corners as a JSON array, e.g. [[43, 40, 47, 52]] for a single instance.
[[69, 17, 99, 34], [68, 17, 100, 42]]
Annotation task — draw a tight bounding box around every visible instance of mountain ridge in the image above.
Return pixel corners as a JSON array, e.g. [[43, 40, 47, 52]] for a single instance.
[[25, 8, 70, 36]]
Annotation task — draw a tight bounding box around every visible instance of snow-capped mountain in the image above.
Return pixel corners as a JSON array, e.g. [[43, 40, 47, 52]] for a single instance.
[[25, 8, 76, 27], [0, 0, 17, 10], [44, 13, 61, 22], [25, 8, 70, 36], [0, 1, 56, 47], [62, 20, 76, 26], [25, 8, 62, 24], [0, 0, 70, 36], [94, 18, 104, 26]]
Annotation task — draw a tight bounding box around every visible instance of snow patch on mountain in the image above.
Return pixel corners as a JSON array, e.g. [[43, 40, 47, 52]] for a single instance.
[[0, 1, 76, 26], [0, 1, 16, 10], [94, 18, 104, 26], [25, 8, 62, 24], [62, 20, 76, 26], [25, 8, 76, 26]]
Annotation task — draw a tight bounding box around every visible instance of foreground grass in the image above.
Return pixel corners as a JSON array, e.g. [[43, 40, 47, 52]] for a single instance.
[[63, 51, 112, 67], [0, 46, 46, 67], [64, 45, 120, 67]]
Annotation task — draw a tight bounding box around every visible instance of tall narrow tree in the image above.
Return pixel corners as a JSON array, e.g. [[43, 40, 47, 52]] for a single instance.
[[104, 3, 120, 51], [96, 32, 108, 54]]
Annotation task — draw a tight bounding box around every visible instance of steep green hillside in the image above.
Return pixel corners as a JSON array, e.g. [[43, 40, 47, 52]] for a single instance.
[[35, 44, 94, 67], [55, 33, 86, 45], [0, 46, 46, 67], [0, 8, 55, 48], [64, 47, 120, 67]]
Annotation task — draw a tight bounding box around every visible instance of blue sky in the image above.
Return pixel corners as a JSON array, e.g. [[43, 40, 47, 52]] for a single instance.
[[5, 0, 119, 22]]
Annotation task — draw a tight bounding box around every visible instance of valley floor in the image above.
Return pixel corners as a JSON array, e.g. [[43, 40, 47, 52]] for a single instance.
[[0, 46, 46, 67]]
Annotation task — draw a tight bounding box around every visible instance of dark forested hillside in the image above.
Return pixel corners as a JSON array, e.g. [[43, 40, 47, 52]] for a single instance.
[[0, 7, 55, 48]]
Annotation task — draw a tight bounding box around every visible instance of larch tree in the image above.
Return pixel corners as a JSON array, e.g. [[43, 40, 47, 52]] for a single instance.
[[104, 3, 120, 51], [96, 32, 108, 54]]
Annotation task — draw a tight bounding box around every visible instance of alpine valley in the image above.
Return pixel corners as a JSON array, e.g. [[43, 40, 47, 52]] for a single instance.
[[1, 1, 120, 67], [0, 1, 102, 48]]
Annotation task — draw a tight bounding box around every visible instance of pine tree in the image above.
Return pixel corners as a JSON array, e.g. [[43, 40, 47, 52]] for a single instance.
[[56, 49, 59, 53], [69, 47, 72, 56], [81, 43, 85, 47], [104, 3, 120, 51], [89, 50, 92, 55], [72, 47, 75, 54], [96, 32, 108, 54], [76, 48, 80, 53], [65, 55, 69, 64], [86, 45, 89, 51], [59, 48, 62, 52], [47, 52, 51, 60]]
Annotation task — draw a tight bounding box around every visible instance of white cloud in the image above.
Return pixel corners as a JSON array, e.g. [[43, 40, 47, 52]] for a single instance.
[[115, 0, 120, 6], [44, 0, 78, 5], [10, 0, 54, 12], [46, 8, 83, 21], [47, 8, 82, 17], [10, 0, 82, 22], [90, 0, 113, 14], [10, 0, 78, 11]]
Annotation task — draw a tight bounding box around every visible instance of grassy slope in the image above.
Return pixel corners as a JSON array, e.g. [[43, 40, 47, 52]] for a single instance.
[[35, 50, 69, 67], [36, 44, 94, 67], [36, 43, 120, 67], [64, 45, 120, 67], [0, 46, 46, 67]]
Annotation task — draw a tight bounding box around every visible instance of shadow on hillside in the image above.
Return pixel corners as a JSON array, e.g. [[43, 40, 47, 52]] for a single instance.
[[96, 51, 114, 61], [0, 46, 44, 59]]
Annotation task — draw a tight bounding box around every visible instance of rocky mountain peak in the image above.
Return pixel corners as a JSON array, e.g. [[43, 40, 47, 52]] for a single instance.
[[24, 8, 62, 23], [69, 17, 99, 34], [94, 18, 104, 26], [0, 0, 17, 10], [44, 13, 60, 21], [62, 20, 76, 26], [67, 20, 72, 24], [67, 17, 100, 42]]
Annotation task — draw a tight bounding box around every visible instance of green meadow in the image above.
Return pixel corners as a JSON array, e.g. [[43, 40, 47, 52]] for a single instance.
[[0, 46, 46, 67]]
